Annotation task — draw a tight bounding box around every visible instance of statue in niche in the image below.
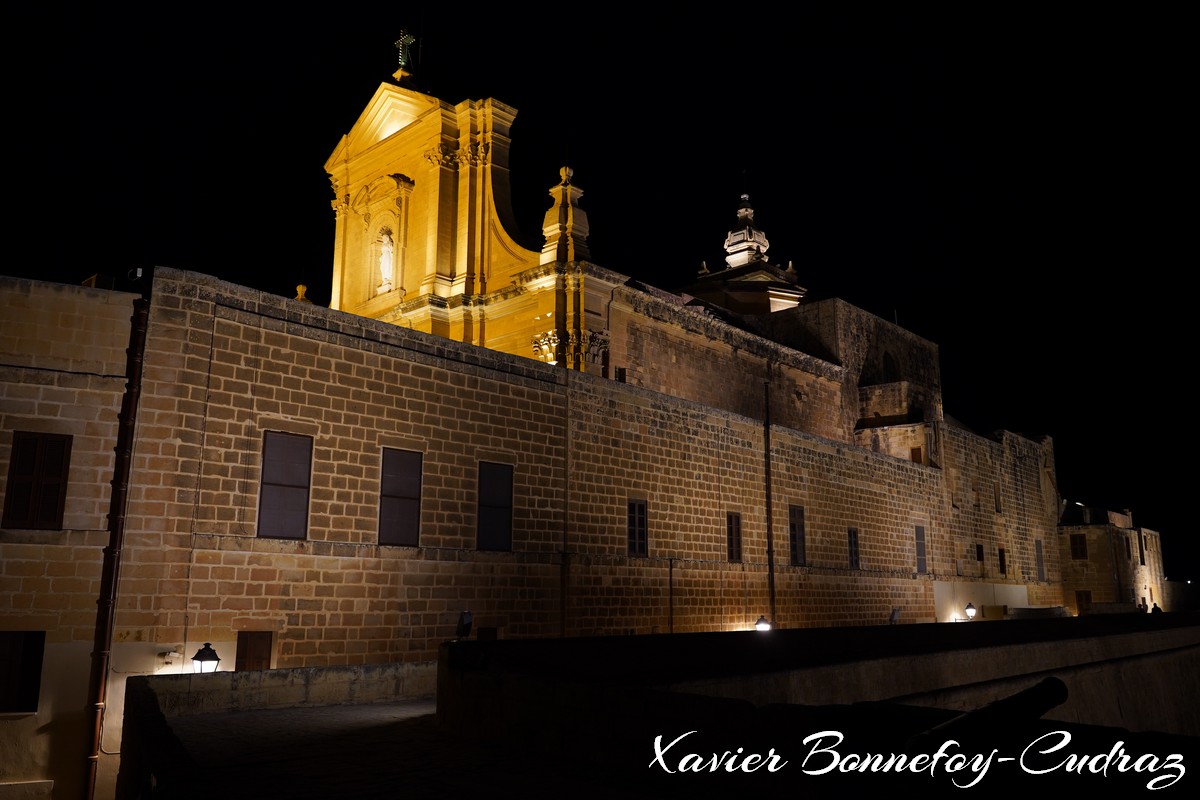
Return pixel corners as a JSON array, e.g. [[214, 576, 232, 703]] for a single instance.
[[378, 230, 395, 294]]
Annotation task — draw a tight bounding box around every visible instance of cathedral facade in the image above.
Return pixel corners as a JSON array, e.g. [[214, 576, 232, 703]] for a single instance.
[[0, 65, 1165, 799]]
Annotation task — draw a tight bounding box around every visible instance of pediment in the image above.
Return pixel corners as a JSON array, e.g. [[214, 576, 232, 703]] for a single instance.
[[738, 269, 779, 282], [342, 83, 442, 153], [708, 264, 795, 284]]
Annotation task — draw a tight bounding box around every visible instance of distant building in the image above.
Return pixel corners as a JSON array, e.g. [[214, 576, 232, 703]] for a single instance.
[[1058, 504, 1165, 614], [0, 59, 1168, 799]]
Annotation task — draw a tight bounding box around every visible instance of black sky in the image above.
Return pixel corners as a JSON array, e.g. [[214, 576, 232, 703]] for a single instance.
[[9, 6, 1194, 576]]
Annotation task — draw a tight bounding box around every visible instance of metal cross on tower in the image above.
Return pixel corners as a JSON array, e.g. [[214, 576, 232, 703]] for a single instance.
[[395, 31, 416, 70]]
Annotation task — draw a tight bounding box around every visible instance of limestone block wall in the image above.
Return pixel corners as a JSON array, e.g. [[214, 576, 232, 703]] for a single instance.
[[0, 277, 137, 377], [940, 424, 1062, 608], [1060, 524, 1121, 610], [1132, 528, 1167, 608], [0, 269, 1082, 797], [0, 277, 138, 800], [117, 269, 569, 667], [858, 381, 920, 421], [779, 299, 944, 433], [564, 375, 951, 631], [109, 269, 1067, 664], [0, 278, 137, 533], [1060, 523, 1167, 612], [604, 286, 845, 441], [854, 421, 930, 463]]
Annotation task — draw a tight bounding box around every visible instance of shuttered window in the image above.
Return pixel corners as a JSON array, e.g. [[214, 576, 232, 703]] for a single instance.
[[258, 431, 312, 540], [2, 431, 72, 530], [726, 512, 742, 562], [915, 525, 927, 574], [789, 505, 806, 567], [628, 499, 648, 557], [380, 448, 422, 546], [477, 462, 513, 551]]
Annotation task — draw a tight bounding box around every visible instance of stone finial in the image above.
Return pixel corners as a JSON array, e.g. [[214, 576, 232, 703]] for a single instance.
[[295, 284, 313, 304], [540, 166, 591, 265]]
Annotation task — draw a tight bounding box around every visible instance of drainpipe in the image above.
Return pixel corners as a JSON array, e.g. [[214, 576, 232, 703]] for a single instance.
[[85, 275, 151, 800]]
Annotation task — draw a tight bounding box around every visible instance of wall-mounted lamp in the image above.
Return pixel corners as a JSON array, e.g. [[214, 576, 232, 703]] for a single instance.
[[965, 602, 977, 620], [755, 615, 772, 632], [157, 646, 183, 666], [192, 643, 221, 673]]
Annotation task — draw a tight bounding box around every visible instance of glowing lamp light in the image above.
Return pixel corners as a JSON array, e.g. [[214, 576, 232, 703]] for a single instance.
[[965, 603, 977, 620], [755, 615, 772, 632], [192, 643, 221, 673]]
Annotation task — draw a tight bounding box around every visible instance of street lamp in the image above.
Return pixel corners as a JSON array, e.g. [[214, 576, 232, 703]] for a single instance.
[[965, 603, 977, 620], [192, 643, 221, 673], [755, 615, 772, 632]]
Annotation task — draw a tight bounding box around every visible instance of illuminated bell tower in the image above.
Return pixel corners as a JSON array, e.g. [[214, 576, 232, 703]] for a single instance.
[[680, 193, 806, 315], [325, 34, 619, 372], [325, 33, 541, 344]]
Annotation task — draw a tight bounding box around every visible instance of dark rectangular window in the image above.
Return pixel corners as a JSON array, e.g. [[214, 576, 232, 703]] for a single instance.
[[258, 431, 312, 540], [627, 499, 648, 557], [1035, 540, 1046, 581], [0, 630, 45, 712], [1125, 535, 1132, 560], [975, 543, 984, 562], [1138, 532, 1146, 565], [915, 525, 927, 574], [998, 547, 1007, 575], [726, 512, 742, 562], [477, 461, 513, 551], [1069, 533, 1088, 560], [379, 448, 422, 546], [788, 505, 806, 567], [994, 483, 1002, 513], [2, 431, 72, 530], [848, 527, 860, 570]]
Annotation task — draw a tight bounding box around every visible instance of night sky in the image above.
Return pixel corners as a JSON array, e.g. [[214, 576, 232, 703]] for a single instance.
[[10, 6, 1193, 577]]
